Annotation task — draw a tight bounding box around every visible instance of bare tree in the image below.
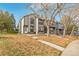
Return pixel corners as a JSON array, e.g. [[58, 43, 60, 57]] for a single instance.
[[26, 3, 79, 36], [61, 16, 74, 36], [58, 3, 79, 37], [28, 3, 65, 36], [64, 7, 79, 36]]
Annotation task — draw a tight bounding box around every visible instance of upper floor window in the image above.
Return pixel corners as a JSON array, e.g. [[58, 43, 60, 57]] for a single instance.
[[38, 19, 44, 25], [23, 25, 28, 28], [30, 18, 34, 24]]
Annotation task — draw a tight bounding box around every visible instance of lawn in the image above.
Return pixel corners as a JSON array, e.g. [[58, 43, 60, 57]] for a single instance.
[[0, 34, 78, 56], [37, 35, 79, 47], [0, 34, 61, 56]]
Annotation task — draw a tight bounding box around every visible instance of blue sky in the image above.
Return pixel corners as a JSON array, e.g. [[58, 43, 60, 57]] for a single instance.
[[0, 3, 60, 25], [0, 3, 32, 24]]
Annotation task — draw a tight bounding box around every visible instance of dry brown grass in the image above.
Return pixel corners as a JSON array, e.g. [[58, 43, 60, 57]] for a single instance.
[[37, 35, 79, 47], [0, 34, 78, 56], [0, 34, 61, 56]]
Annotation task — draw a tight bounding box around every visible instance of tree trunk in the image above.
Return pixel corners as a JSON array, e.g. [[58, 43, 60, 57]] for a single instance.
[[63, 28, 66, 37], [70, 26, 75, 36], [54, 28, 56, 34], [77, 27, 79, 35], [47, 25, 50, 36]]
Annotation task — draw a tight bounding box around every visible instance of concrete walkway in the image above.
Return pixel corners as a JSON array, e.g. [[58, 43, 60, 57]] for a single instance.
[[38, 40, 65, 51], [29, 35, 65, 51], [61, 40, 79, 56], [32, 36, 38, 39]]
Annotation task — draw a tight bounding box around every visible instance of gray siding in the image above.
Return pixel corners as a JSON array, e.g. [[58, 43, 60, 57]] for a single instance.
[[17, 14, 64, 34]]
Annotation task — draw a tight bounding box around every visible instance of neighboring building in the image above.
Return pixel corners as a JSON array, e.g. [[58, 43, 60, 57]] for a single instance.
[[17, 13, 64, 35]]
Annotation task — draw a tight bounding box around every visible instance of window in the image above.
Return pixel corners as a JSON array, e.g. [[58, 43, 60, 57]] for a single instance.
[[24, 25, 28, 27], [38, 26, 44, 32], [30, 29, 34, 32], [38, 19, 44, 25], [30, 18, 34, 24], [23, 25, 28, 33]]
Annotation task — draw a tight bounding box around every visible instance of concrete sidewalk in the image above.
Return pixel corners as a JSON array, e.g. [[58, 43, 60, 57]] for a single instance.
[[38, 40, 65, 51], [61, 40, 79, 56]]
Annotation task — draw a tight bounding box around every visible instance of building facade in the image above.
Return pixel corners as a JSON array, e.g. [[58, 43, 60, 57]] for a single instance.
[[17, 14, 64, 35]]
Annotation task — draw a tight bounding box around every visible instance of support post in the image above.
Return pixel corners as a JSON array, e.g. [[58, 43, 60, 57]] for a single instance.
[[36, 18, 38, 35]]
